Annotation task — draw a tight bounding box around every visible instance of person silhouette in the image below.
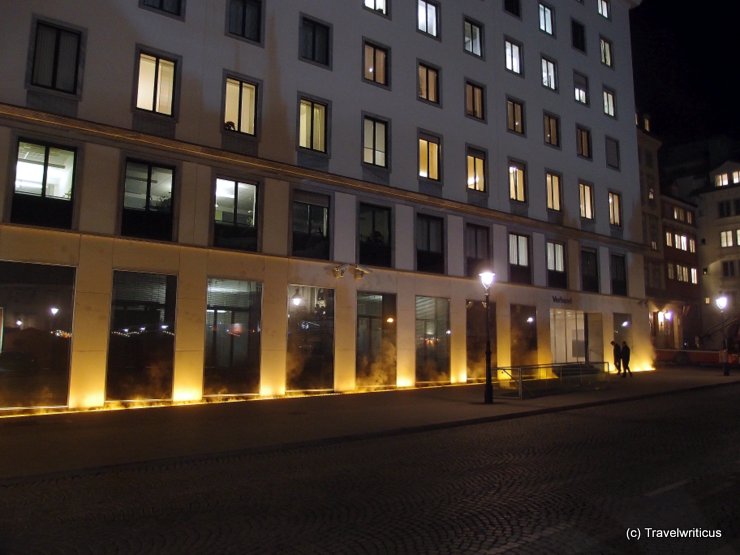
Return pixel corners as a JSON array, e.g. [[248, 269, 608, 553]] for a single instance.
[[621, 341, 632, 377], [610, 340, 622, 375]]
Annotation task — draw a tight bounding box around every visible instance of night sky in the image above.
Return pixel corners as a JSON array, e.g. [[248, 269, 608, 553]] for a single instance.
[[630, 0, 740, 144]]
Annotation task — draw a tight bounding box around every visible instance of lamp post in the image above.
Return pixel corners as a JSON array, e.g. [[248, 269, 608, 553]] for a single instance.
[[479, 271, 495, 404], [715, 295, 729, 376]]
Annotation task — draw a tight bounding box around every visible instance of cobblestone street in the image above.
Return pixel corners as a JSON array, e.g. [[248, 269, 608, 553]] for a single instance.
[[1, 386, 738, 554]]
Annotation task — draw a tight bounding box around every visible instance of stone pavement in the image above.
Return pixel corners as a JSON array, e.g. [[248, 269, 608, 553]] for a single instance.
[[0, 366, 738, 480]]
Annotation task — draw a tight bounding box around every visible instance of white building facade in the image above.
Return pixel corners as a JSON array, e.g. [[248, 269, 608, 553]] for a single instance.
[[0, 0, 647, 411]]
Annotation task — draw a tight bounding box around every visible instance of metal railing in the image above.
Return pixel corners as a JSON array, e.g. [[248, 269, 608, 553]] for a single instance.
[[472, 361, 611, 399]]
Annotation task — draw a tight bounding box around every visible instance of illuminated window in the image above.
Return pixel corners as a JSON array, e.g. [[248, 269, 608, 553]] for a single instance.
[[509, 161, 526, 202], [418, 134, 441, 180], [31, 21, 82, 94], [689, 238, 696, 253], [505, 39, 522, 74], [547, 241, 566, 288], [600, 37, 613, 67], [544, 113, 559, 146], [597, 0, 609, 18], [363, 117, 388, 167], [542, 57, 557, 90], [136, 52, 176, 115], [667, 264, 674, 280], [665, 232, 672, 247], [546, 172, 561, 211], [213, 178, 258, 251], [509, 233, 531, 284], [576, 126, 591, 159], [227, 0, 261, 42], [466, 148, 486, 192], [364, 42, 388, 86], [224, 77, 257, 135], [691, 268, 698, 284], [734, 171, 740, 184], [574, 71, 588, 104], [12, 140, 76, 229], [603, 88, 616, 116], [608, 191, 621, 227], [298, 98, 327, 152], [299, 17, 331, 66], [417, 0, 439, 37], [507, 98, 524, 134], [364, 0, 387, 15], [463, 19, 483, 56], [715, 173, 729, 187], [720, 230, 734, 247], [465, 81, 485, 120], [673, 206, 685, 221], [418, 63, 439, 103], [539, 3, 554, 35], [579, 182, 594, 219]]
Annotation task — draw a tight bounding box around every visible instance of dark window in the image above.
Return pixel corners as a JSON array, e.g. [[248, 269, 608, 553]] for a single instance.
[[571, 20, 586, 52], [465, 223, 490, 277], [504, 0, 521, 17], [581, 248, 599, 292], [358, 203, 392, 267], [213, 178, 258, 251], [463, 19, 483, 57], [292, 191, 330, 259], [610, 253, 627, 296], [509, 233, 531, 284], [141, 0, 182, 15], [722, 261, 735, 277], [31, 21, 81, 94], [416, 214, 444, 273], [12, 140, 75, 229], [606, 137, 620, 169], [734, 199, 740, 215], [228, 0, 262, 42], [363, 117, 388, 168], [106, 271, 177, 401], [718, 200, 731, 218], [121, 160, 174, 241], [300, 17, 330, 66]]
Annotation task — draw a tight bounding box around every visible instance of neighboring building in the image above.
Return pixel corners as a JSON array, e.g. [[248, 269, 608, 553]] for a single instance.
[[0, 0, 647, 411]]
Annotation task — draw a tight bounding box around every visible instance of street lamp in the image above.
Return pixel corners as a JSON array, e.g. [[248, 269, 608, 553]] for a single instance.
[[479, 271, 495, 404], [715, 295, 729, 376]]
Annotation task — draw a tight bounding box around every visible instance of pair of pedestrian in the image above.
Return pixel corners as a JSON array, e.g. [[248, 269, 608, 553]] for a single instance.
[[611, 340, 632, 377]]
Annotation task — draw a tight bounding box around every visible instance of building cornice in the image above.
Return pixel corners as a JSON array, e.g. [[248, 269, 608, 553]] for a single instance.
[[0, 102, 646, 253]]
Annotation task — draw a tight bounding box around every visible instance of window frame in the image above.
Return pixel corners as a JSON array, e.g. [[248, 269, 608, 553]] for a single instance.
[[571, 19, 586, 53], [226, 0, 263, 44], [547, 240, 567, 288], [573, 71, 589, 105], [605, 136, 620, 169], [465, 222, 491, 277], [466, 146, 487, 193], [362, 115, 389, 169], [140, 0, 184, 18], [600, 36, 614, 68], [223, 73, 259, 136], [28, 18, 85, 97], [363, 40, 390, 87], [504, 37, 523, 75], [602, 87, 616, 117], [417, 0, 440, 38], [134, 47, 179, 117], [416, 212, 445, 274], [506, 97, 525, 135], [464, 80, 485, 121], [358, 202, 393, 267], [212, 176, 259, 251], [508, 159, 527, 203], [546, 170, 562, 212], [298, 96, 330, 154], [463, 17, 484, 58], [538, 3, 555, 36], [579, 181, 594, 220], [504, 0, 522, 18], [543, 112, 560, 147], [541, 56, 558, 91], [291, 190, 331, 260], [418, 131, 442, 182], [576, 125, 592, 159], [417, 61, 440, 105], [608, 191, 622, 227], [363, 0, 389, 17], [299, 14, 332, 68], [120, 158, 176, 241]]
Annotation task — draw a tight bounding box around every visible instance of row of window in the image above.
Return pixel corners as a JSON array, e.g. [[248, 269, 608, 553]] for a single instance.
[[665, 231, 696, 253], [670, 205, 694, 224], [719, 229, 740, 249], [717, 199, 740, 218], [8, 138, 628, 294], [714, 170, 740, 188], [667, 264, 698, 284]]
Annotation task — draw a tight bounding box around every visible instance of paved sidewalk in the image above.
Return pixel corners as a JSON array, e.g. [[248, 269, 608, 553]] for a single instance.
[[0, 366, 738, 480]]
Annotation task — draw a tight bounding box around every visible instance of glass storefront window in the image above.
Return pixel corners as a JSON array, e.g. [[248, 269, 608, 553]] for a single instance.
[[204, 278, 262, 396], [466, 300, 496, 380], [415, 296, 450, 383], [286, 285, 334, 391], [356, 292, 396, 387], [106, 271, 177, 401], [0, 261, 75, 409]]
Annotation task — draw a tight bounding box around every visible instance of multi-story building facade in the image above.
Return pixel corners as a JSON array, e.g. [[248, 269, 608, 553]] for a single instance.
[[0, 0, 647, 411]]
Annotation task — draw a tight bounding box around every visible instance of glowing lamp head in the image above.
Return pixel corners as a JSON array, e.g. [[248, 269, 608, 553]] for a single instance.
[[715, 295, 729, 311], [479, 271, 495, 290], [291, 289, 304, 307], [50, 307, 59, 316]]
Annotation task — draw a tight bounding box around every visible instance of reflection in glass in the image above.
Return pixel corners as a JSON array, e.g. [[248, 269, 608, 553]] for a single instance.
[[466, 300, 496, 380], [356, 293, 396, 387], [415, 296, 450, 383], [204, 278, 262, 395], [511, 304, 537, 367], [286, 285, 334, 391], [106, 271, 176, 401], [0, 262, 75, 409]]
